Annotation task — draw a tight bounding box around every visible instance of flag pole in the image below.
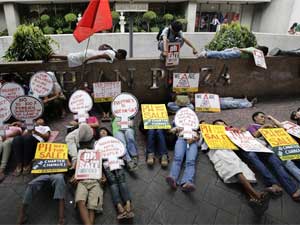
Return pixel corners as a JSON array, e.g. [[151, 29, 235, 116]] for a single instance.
[[80, 36, 91, 84]]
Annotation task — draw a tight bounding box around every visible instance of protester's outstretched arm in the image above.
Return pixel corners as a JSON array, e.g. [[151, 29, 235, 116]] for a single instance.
[[163, 36, 168, 56], [183, 37, 198, 55], [83, 54, 111, 63]]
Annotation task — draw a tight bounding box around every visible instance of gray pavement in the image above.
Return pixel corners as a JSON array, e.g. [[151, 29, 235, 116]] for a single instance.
[[1, 97, 300, 225]]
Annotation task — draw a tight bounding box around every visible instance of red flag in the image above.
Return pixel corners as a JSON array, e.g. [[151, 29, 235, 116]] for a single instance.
[[73, 0, 112, 43]]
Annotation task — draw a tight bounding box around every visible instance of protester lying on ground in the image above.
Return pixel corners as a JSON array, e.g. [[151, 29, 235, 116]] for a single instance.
[[220, 97, 257, 110], [99, 127, 134, 220], [167, 93, 194, 113], [157, 21, 198, 59], [66, 115, 100, 168], [202, 120, 270, 213], [47, 44, 127, 67], [166, 125, 199, 192], [139, 121, 169, 168], [245, 112, 300, 201], [198, 46, 268, 59], [17, 173, 66, 225], [112, 117, 138, 172], [0, 124, 22, 182], [269, 48, 300, 57], [12, 118, 50, 176], [290, 108, 300, 125]]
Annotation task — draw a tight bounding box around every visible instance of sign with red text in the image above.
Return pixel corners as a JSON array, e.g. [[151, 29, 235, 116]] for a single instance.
[[95, 136, 126, 171], [141, 104, 171, 129], [195, 93, 221, 112], [0, 96, 11, 122], [166, 42, 180, 67], [200, 124, 238, 150], [30, 71, 54, 97], [111, 93, 138, 129], [68, 90, 93, 114], [32, 143, 68, 174], [75, 149, 102, 180], [0, 82, 25, 103], [281, 121, 300, 139], [173, 73, 199, 93], [226, 130, 273, 153], [174, 107, 199, 139], [253, 49, 267, 69], [93, 81, 121, 103]]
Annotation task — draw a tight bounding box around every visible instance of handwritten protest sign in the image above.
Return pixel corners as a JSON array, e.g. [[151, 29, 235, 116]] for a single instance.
[[226, 130, 273, 153], [0, 82, 25, 103], [253, 49, 267, 69], [31, 143, 68, 174], [75, 150, 102, 180], [69, 90, 93, 122], [93, 81, 121, 103], [281, 121, 300, 139], [165, 42, 180, 67], [0, 96, 11, 136], [95, 136, 125, 171], [174, 107, 199, 139], [173, 73, 199, 93], [30, 71, 54, 97], [111, 93, 138, 129], [259, 128, 300, 160], [141, 104, 171, 129], [11, 96, 43, 129], [200, 124, 238, 150], [195, 93, 221, 112]]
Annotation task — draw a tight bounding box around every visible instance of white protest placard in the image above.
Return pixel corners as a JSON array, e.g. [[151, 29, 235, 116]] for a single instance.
[[11, 96, 43, 129], [226, 130, 273, 153], [30, 71, 54, 97], [0, 82, 25, 103], [93, 81, 121, 103], [75, 149, 102, 180], [174, 107, 199, 139], [173, 73, 200, 93], [0, 96, 11, 136], [111, 93, 139, 129], [282, 121, 300, 139], [253, 49, 267, 69], [165, 42, 180, 67], [69, 90, 93, 122], [95, 136, 126, 171], [195, 93, 221, 113]]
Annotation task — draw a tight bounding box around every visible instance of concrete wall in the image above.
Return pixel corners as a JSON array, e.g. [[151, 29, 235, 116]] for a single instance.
[[240, 4, 254, 30], [0, 5, 6, 32]]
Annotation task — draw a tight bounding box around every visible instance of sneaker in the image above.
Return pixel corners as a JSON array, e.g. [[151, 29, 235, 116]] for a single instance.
[[160, 154, 168, 168], [127, 160, 137, 172], [197, 50, 207, 58], [146, 153, 155, 166]]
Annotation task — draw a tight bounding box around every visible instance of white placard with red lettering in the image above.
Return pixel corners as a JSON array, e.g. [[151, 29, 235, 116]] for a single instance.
[[93, 81, 121, 103], [226, 130, 273, 153], [95, 136, 126, 171], [253, 49, 267, 69], [0, 96, 11, 136], [75, 149, 102, 180], [0, 82, 25, 103], [111, 93, 139, 129], [165, 42, 180, 67], [174, 107, 199, 139], [68, 90, 93, 122], [282, 121, 300, 139], [11, 96, 43, 129], [195, 93, 221, 112], [30, 71, 54, 97]]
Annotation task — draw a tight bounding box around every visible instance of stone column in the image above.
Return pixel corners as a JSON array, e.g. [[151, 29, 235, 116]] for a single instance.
[[185, 2, 197, 32], [3, 3, 20, 36]]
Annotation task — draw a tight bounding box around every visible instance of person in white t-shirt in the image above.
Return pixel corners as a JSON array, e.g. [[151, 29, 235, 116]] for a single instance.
[[47, 44, 127, 67], [12, 118, 51, 176]]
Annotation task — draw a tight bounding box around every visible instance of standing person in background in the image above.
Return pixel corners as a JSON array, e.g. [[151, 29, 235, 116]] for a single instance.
[[210, 15, 220, 32]]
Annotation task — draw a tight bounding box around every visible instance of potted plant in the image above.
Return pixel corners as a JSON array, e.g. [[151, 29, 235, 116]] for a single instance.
[[142, 11, 157, 32]]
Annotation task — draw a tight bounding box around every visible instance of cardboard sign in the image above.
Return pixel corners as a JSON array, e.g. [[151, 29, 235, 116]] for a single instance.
[[141, 104, 171, 129], [75, 149, 102, 180], [30, 71, 54, 97], [31, 143, 68, 174], [0, 96, 11, 122], [165, 42, 180, 67], [68, 90, 93, 114], [226, 130, 273, 153], [95, 136, 126, 171], [253, 49, 267, 69], [93, 81, 121, 103], [195, 93, 221, 112], [0, 82, 25, 103], [281, 121, 300, 139], [174, 107, 199, 139], [173, 73, 199, 93], [111, 93, 138, 129], [200, 124, 238, 150]]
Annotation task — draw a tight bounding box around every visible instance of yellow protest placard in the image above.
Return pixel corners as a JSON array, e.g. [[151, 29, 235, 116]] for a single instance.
[[141, 104, 171, 129], [32, 143, 68, 174], [200, 124, 238, 150], [259, 128, 298, 147]]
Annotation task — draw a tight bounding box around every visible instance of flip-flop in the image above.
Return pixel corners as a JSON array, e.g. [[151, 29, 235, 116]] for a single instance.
[[265, 187, 282, 197], [166, 176, 177, 189], [292, 189, 300, 202], [13, 167, 22, 177], [117, 211, 127, 220], [249, 195, 270, 215], [181, 183, 196, 192]]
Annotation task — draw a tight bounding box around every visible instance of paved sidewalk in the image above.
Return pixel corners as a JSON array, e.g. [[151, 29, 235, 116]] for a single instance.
[[1, 98, 300, 225]]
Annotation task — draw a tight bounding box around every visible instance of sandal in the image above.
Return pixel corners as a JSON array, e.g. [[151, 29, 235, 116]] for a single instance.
[[166, 176, 177, 190], [22, 166, 31, 175], [13, 167, 22, 177], [265, 186, 282, 197], [117, 211, 127, 220], [292, 189, 300, 202], [181, 183, 196, 193], [249, 193, 270, 215]]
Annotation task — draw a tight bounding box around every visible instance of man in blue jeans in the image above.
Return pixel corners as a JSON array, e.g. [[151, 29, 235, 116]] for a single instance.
[[244, 111, 300, 201]]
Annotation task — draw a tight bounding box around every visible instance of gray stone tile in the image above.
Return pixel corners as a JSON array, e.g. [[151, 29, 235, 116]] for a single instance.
[[238, 203, 265, 225], [193, 200, 218, 225], [214, 209, 238, 225]]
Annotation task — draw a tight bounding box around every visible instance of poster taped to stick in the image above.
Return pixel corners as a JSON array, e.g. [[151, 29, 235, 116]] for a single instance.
[[195, 93, 221, 112], [253, 49, 267, 69], [173, 73, 199, 93], [141, 104, 171, 129], [30, 71, 54, 97], [93, 81, 121, 103], [0, 82, 25, 103]]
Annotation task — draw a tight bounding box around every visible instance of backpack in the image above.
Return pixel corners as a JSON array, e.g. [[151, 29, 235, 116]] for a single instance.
[[156, 27, 171, 41]]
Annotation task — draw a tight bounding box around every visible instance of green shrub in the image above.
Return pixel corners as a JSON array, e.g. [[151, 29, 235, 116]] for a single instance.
[[0, 29, 8, 36], [40, 14, 50, 24], [133, 26, 139, 32], [163, 13, 174, 25], [3, 24, 57, 61], [62, 27, 73, 34], [43, 26, 55, 34], [142, 11, 157, 32], [53, 17, 65, 30], [111, 11, 120, 32], [150, 26, 160, 32], [64, 13, 77, 30], [56, 28, 63, 34], [206, 23, 257, 51]]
